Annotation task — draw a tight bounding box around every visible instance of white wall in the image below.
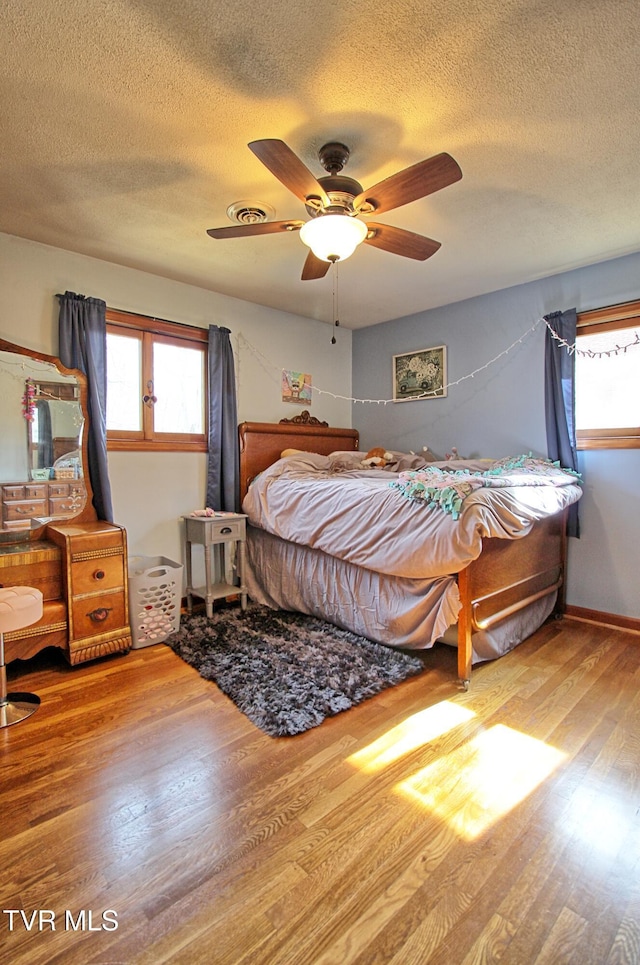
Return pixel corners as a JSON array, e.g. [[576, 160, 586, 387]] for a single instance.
[[0, 233, 352, 566], [352, 251, 640, 620]]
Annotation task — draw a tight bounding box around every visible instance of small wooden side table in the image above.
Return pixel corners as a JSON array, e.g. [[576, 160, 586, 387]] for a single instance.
[[182, 513, 248, 618]]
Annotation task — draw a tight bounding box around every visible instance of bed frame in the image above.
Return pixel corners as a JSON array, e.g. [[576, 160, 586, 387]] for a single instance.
[[239, 414, 360, 498], [238, 419, 567, 689]]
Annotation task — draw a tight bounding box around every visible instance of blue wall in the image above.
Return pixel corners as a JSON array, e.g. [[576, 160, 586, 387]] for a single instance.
[[352, 250, 640, 619]]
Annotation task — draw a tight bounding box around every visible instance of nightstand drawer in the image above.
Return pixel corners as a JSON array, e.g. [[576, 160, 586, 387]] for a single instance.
[[185, 515, 246, 545], [71, 590, 127, 640]]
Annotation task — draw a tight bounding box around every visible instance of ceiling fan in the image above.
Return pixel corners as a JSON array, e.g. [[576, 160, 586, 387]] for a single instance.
[[206, 139, 462, 280]]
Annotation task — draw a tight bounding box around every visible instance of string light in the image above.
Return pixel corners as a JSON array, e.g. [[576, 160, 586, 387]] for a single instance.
[[238, 315, 639, 407], [0, 355, 63, 383], [544, 319, 640, 357]]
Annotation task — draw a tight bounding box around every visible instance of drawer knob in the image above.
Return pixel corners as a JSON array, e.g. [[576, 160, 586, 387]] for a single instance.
[[221, 526, 232, 534], [94, 569, 106, 581], [87, 606, 111, 623]]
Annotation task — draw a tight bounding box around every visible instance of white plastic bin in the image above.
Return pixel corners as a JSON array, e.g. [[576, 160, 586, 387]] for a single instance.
[[128, 555, 184, 648]]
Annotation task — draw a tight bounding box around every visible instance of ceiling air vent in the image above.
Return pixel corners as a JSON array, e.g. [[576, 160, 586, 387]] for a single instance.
[[226, 200, 276, 225]]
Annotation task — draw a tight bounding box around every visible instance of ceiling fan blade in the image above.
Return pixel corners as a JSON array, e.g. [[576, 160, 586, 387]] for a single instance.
[[206, 220, 303, 239], [249, 139, 330, 208], [301, 250, 331, 280], [364, 223, 441, 260], [353, 153, 462, 216]]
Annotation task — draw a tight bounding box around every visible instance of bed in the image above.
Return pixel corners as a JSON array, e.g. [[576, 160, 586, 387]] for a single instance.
[[238, 417, 582, 689]]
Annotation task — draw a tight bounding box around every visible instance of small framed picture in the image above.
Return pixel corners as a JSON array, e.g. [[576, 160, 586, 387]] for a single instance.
[[282, 370, 312, 405], [392, 345, 447, 401]]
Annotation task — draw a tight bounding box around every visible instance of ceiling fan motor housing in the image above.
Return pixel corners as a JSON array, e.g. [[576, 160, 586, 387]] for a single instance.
[[318, 142, 351, 175], [304, 143, 365, 217], [305, 176, 364, 218]]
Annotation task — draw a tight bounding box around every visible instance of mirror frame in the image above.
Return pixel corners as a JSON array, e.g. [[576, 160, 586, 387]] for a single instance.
[[0, 337, 97, 537]]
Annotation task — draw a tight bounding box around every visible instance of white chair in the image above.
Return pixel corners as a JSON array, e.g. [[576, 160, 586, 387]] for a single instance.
[[0, 587, 43, 728]]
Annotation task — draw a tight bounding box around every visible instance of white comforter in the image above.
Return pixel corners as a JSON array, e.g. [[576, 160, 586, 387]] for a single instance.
[[242, 452, 582, 579]]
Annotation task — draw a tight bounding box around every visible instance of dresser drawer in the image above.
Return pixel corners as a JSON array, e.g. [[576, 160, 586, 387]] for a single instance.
[[2, 519, 32, 531], [67, 528, 126, 557], [3, 485, 27, 501], [2, 484, 47, 501], [49, 482, 72, 497], [26, 484, 48, 500], [50, 491, 85, 517], [49, 481, 85, 496], [70, 553, 125, 595], [4, 498, 48, 521], [71, 589, 127, 640]]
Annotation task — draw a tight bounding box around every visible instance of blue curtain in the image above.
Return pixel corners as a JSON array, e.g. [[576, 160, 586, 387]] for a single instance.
[[544, 308, 580, 537], [57, 291, 113, 522], [206, 325, 239, 512]]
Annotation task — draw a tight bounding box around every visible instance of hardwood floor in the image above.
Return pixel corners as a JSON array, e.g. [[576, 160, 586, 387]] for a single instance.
[[1, 617, 639, 964]]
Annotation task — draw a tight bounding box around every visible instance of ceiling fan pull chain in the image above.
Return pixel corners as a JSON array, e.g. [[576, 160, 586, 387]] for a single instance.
[[143, 380, 157, 407], [331, 263, 340, 345]]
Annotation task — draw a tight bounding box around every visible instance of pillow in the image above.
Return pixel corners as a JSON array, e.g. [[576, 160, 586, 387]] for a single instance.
[[274, 450, 329, 473]]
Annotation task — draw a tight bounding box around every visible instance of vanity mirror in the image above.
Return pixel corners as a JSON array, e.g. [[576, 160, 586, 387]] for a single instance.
[[0, 337, 94, 535]]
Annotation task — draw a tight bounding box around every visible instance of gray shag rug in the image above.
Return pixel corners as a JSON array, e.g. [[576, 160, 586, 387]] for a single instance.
[[166, 605, 424, 737]]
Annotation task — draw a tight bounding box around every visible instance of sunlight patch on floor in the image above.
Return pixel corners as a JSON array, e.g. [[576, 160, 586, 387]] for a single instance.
[[566, 789, 628, 859], [397, 724, 567, 840], [347, 701, 475, 772]]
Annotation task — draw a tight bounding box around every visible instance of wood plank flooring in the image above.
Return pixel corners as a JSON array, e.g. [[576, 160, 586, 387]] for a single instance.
[[1, 617, 639, 964]]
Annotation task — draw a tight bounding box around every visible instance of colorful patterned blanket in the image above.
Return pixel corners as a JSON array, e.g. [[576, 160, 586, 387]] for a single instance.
[[391, 454, 582, 519]]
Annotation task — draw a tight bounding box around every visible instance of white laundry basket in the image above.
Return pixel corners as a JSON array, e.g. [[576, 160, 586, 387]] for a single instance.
[[128, 556, 183, 648]]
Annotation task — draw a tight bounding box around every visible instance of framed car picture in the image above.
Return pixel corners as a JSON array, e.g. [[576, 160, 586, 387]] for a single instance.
[[392, 345, 447, 401]]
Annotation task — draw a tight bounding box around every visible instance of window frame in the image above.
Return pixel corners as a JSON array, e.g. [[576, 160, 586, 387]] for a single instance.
[[106, 308, 208, 453], [575, 298, 640, 451]]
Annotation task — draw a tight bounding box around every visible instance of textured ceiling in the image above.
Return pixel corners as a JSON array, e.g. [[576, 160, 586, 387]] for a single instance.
[[1, 0, 639, 329]]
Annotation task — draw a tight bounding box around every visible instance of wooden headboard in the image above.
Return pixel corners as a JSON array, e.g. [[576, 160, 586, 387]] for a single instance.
[[238, 419, 359, 502]]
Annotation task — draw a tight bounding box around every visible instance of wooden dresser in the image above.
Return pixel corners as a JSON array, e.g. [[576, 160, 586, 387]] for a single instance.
[[0, 520, 132, 665], [0, 336, 133, 667]]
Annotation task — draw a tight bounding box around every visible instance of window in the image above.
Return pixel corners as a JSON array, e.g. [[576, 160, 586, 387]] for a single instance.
[[575, 299, 640, 450], [106, 309, 208, 452]]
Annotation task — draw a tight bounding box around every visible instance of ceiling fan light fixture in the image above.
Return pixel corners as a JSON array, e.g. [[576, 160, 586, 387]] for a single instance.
[[299, 214, 368, 263]]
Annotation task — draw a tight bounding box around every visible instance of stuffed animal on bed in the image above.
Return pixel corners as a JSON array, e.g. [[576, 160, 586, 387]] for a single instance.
[[361, 447, 394, 469]]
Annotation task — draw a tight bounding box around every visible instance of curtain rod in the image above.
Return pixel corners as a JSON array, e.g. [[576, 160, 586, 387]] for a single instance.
[[107, 306, 209, 332]]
